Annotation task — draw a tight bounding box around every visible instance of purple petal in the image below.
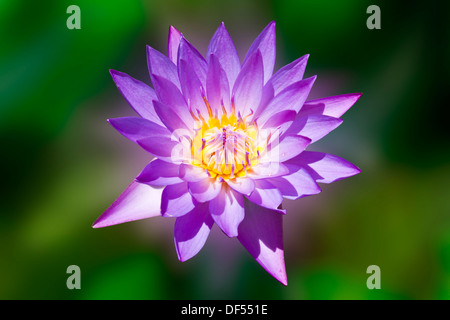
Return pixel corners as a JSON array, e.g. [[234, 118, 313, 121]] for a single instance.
[[109, 70, 164, 125], [299, 93, 362, 118], [178, 59, 209, 117], [153, 100, 193, 133], [246, 179, 282, 210], [188, 178, 222, 202], [92, 181, 162, 228], [209, 185, 245, 237], [178, 37, 208, 86], [207, 22, 241, 89], [136, 159, 183, 186], [146, 45, 181, 89], [232, 50, 264, 116], [256, 76, 316, 126], [264, 54, 309, 91], [248, 162, 289, 180], [168, 26, 182, 65], [150, 74, 194, 129], [256, 55, 309, 118], [179, 164, 209, 182], [284, 114, 343, 143], [238, 199, 287, 285], [265, 135, 311, 163], [260, 110, 296, 133], [108, 117, 170, 144], [226, 177, 255, 196], [268, 164, 321, 200], [266, 54, 309, 95], [137, 136, 181, 162], [161, 182, 196, 217], [174, 203, 214, 262], [287, 151, 361, 183], [243, 21, 276, 84], [206, 54, 231, 114]]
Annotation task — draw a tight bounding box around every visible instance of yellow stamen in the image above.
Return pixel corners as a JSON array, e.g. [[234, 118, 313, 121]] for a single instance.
[[190, 97, 266, 180]]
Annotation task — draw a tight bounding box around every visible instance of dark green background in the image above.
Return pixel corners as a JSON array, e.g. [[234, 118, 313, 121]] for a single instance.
[[1, 0, 449, 299]]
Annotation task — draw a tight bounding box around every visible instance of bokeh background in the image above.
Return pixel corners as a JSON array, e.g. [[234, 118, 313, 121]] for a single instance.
[[1, 0, 449, 299]]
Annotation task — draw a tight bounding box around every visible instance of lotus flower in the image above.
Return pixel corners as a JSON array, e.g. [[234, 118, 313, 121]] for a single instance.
[[93, 21, 361, 285]]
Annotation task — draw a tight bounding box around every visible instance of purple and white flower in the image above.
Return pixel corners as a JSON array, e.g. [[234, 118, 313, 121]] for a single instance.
[[93, 21, 361, 285]]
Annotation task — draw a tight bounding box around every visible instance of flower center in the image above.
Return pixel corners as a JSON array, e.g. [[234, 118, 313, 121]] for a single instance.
[[189, 102, 263, 180]]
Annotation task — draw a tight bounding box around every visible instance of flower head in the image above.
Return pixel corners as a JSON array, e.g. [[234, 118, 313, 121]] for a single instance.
[[93, 21, 361, 285]]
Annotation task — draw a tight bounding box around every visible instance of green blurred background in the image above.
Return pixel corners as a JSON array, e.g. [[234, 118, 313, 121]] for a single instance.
[[1, 0, 449, 299]]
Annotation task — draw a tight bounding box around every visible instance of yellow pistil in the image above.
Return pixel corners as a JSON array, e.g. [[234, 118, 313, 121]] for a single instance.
[[190, 100, 263, 180]]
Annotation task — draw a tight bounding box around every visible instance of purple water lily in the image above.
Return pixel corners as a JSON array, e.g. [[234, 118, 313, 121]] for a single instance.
[[93, 21, 361, 285]]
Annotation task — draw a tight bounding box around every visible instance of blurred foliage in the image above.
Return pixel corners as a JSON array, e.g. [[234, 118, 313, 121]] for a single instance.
[[0, 0, 449, 299]]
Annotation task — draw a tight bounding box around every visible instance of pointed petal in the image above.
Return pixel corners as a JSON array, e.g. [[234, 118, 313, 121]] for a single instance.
[[206, 54, 231, 114], [243, 21, 276, 84], [209, 185, 244, 237], [232, 50, 264, 116], [92, 181, 162, 228], [178, 59, 209, 117], [107, 117, 170, 144], [109, 70, 164, 125], [238, 199, 287, 285], [178, 37, 207, 86], [269, 164, 321, 200], [137, 136, 181, 162], [287, 151, 361, 183], [277, 135, 311, 162], [264, 135, 311, 163], [146, 45, 180, 89], [267, 54, 309, 95], [179, 163, 209, 182], [261, 110, 296, 134], [150, 74, 194, 129], [174, 203, 214, 262], [153, 100, 192, 133], [188, 178, 222, 202], [161, 182, 196, 217], [284, 114, 343, 143], [207, 22, 241, 88], [259, 54, 309, 110], [248, 162, 289, 180], [226, 177, 255, 196], [299, 93, 362, 118], [246, 179, 282, 210], [136, 159, 183, 186], [256, 76, 316, 126], [168, 26, 182, 65]]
